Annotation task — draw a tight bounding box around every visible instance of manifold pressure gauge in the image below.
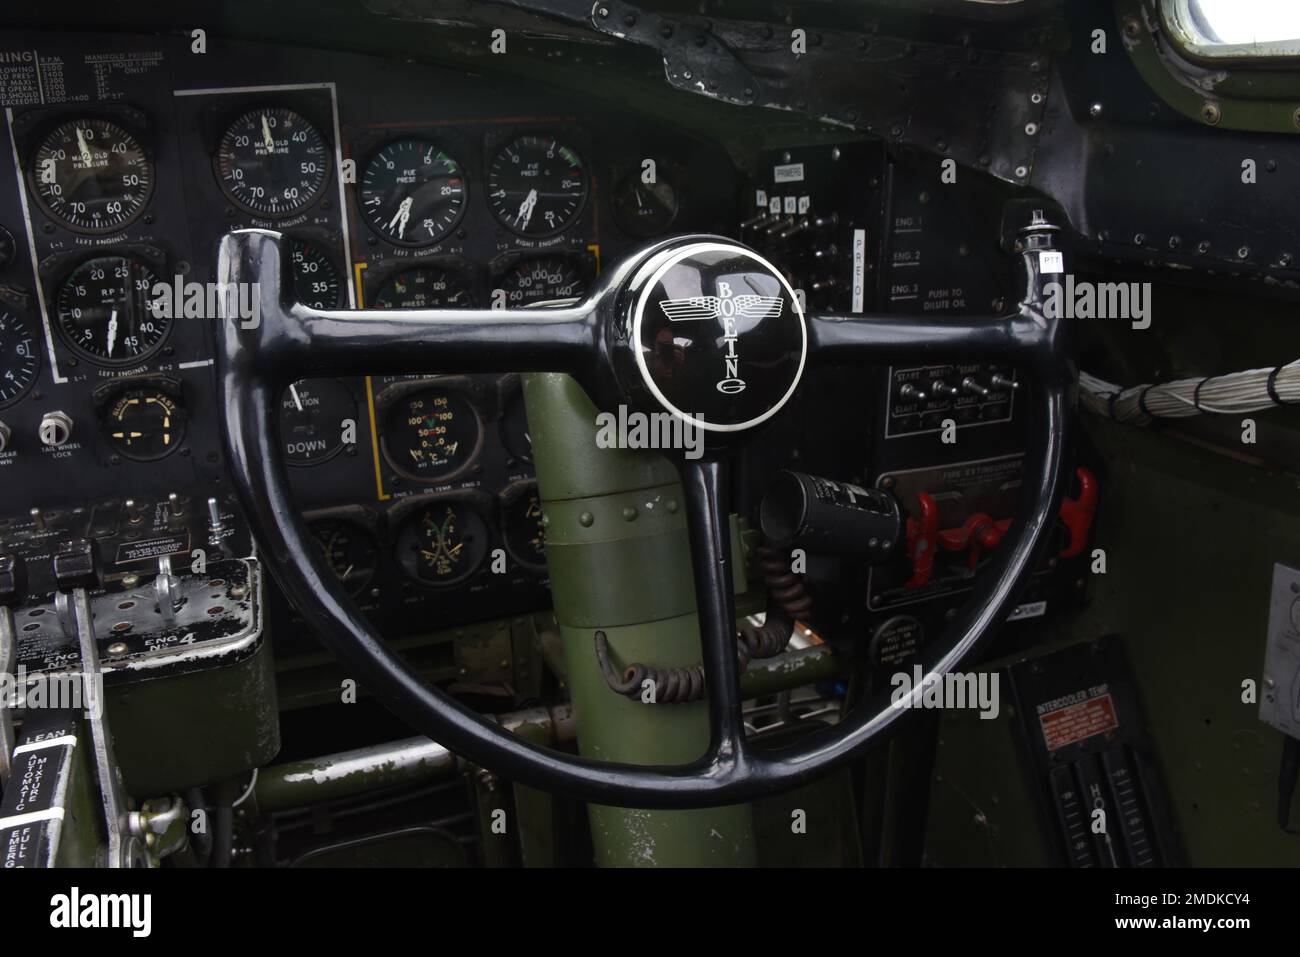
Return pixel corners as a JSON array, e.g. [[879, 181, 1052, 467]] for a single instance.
[[215, 107, 330, 218], [30, 118, 153, 233]]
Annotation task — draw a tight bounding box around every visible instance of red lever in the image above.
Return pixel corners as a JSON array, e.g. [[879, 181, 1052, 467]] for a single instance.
[[905, 491, 939, 588], [1058, 467, 1098, 558], [903, 466, 1099, 588]]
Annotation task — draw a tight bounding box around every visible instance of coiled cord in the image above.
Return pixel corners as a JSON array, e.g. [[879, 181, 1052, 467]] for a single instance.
[[595, 542, 811, 704]]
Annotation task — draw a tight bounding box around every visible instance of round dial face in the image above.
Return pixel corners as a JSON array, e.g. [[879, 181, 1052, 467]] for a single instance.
[[498, 387, 532, 465], [310, 518, 378, 596], [288, 240, 342, 308], [612, 173, 679, 237], [215, 107, 330, 218], [56, 256, 167, 363], [360, 139, 467, 247], [498, 256, 585, 307], [487, 135, 587, 236], [503, 486, 546, 570], [104, 388, 185, 461], [373, 267, 474, 309], [0, 309, 40, 408], [279, 378, 357, 465], [382, 387, 482, 482], [396, 500, 490, 587], [31, 119, 153, 233]]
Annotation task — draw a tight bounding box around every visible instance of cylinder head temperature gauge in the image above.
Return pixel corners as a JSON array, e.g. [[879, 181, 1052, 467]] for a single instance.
[[396, 499, 491, 587]]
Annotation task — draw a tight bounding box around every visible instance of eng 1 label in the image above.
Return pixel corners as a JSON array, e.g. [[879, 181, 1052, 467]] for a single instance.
[[773, 162, 805, 184]]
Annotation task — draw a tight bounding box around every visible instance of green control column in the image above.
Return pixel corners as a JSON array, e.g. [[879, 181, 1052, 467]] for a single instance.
[[523, 373, 756, 867]]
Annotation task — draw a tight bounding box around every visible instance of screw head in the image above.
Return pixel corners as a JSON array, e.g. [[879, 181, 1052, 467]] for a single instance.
[[1201, 101, 1222, 125]]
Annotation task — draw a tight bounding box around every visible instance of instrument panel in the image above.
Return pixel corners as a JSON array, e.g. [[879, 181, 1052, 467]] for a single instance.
[[0, 29, 742, 630]]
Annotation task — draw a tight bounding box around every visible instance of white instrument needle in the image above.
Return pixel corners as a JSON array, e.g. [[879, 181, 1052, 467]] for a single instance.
[[289, 383, 304, 412], [106, 308, 118, 357], [76, 127, 92, 165], [261, 114, 275, 152], [388, 196, 413, 239], [515, 189, 537, 230]]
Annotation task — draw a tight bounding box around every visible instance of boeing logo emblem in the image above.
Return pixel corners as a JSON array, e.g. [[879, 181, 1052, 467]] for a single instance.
[[658, 281, 784, 394]]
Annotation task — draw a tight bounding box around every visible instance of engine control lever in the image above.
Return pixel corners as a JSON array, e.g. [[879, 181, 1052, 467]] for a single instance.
[[0, 553, 25, 793], [52, 539, 138, 868]]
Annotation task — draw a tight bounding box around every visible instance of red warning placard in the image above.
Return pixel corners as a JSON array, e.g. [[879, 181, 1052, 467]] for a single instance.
[[1039, 693, 1118, 751]]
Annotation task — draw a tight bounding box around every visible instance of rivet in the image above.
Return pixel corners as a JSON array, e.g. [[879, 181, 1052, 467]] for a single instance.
[[579, 511, 594, 527], [621, 506, 638, 521]]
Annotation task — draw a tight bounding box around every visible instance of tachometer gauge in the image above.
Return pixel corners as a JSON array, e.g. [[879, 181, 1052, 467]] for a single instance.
[[279, 378, 357, 465], [396, 499, 490, 587], [360, 138, 467, 247], [215, 107, 330, 218], [612, 172, 679, 237], [310, 518, 378, 596], [104, 387, 185, 461], [381, 387, 482, 482], [30, 118, 153, 233], [502, 484, 546, 571], [498, 256, 585, 307], [288, 239, 342, 308], [0, 309, 40, 408], [373, 267, 474, 309], [487, 135, 587, 237], [56, 256, 167, 364]]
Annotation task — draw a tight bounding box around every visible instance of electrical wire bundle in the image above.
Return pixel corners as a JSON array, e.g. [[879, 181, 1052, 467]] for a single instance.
[[1080, 359, 1300, 424]]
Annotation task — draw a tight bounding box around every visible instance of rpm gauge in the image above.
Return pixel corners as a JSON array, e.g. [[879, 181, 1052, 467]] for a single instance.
[[288, 239, 343, 308], [498, 256, 586, 307], [396, 500, 490, 587], [360, 138, 467, 247], [30, 118, 153, 233], [55, 256, 167, 364], [381, 387, 482, 482], [310, 518, 378, 596], [279, 378, 357, 465], [215, 107, 330, 218], [373, 267, 474, 310], [487, 135, 587, 237], [0, 309, 40, 408]]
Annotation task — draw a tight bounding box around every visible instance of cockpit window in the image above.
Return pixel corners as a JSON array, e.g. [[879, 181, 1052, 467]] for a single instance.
[[1163, 0, 1300, 60]]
